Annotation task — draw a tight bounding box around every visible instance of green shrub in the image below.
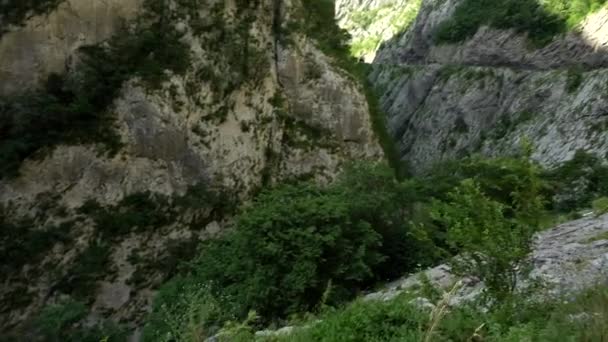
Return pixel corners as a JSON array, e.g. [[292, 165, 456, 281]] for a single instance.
[[33, 299, 87, 339], [54, 242, 112, 301], [146, 163, 433, 330], [544, 150, 608, 212], [413, 149, 548, 234], [566, 66, 585, 93], [592, 196, 608, 216], [431, 179, 539, 300], [434, 0, 607, 46], [141, 279, 225, 342], [193, 182, 385, 321], [269, 283, 608, 342]]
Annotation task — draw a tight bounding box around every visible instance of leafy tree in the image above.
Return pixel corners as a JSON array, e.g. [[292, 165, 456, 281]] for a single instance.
[[146, 163, 433, 330], [431, 180, 539, 300], [193, 182, 385, 321]]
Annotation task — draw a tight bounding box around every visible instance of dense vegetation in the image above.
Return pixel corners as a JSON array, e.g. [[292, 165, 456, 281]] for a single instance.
[[134, 146, 608, 341], [135, 147, 579, 340], [0, 0, 192, 179], [11, 147, 608, 341], [141, 163, 437, 340], [268, 283, 608, 342], [347, 0, 422, 59], [435, 0, 608, 46]]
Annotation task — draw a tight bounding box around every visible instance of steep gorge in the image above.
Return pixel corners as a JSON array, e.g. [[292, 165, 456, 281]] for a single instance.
[[3, 0, 608, 339]]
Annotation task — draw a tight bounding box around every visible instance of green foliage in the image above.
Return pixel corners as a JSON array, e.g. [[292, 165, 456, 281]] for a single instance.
[[27, 298, 127, 342], [145, 163, 434, 334], [592, 196, 608, 216], [362, 73, 410, 179], [79, 184, 227, 240], [566, 66, 585, 93], [431, 180, 539, 300], [193, 182, 385, 321], [416, 152, 548, 214], [269, 284, 608, 342], [61, 184, 228, 300], [346, 0, 422, 59], [0, 0, 63, 35], [544, 150, 608, 211], [142, 280, 225, 342], [299, 0, 353, 64], [349, 36, 382, 60], [33, 299, 87, 339], [434, 0, 607, 46], [0, 0, 192, 179]]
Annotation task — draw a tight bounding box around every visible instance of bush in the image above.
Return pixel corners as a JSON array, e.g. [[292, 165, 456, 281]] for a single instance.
[[141, 279, 225, 342], [545, 150, 608, 212], [270, 283, 608, 342], [146, 163, 432, 330], [431, 179, 540, 300], [593, 197, 608, 216], [194, 182, 385, 321]]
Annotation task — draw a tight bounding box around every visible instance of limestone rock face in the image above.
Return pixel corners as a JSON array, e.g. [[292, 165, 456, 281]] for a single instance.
[[375, 0, 608, 69], [0, 0, 143, 96], [0, 0, 382, 331], [369, 64, 608, 172], [361, 0, 608, 172]]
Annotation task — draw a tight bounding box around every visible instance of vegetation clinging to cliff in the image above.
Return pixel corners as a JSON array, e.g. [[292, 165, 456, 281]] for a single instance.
[[0, 0, 192, 179], [295, 0, 406, 176], [435, 0, 607, 46]]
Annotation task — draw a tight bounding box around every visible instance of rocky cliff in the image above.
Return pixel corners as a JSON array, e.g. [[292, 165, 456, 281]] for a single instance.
[[0, 0, 382, 332], [340, 0, 608, 172]]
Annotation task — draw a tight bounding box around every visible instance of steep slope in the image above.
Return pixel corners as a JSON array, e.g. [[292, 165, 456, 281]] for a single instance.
[[358, 0, 608, 172], [0, 0, 382, 332], [336, 0, 422, 62]]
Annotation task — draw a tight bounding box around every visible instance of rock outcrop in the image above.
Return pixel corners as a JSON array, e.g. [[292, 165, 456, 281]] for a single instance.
[[0, 0, 382, 332]]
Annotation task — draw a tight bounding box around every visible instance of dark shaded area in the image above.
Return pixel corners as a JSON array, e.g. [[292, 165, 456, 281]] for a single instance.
[[0, 0, 64, 35], [434, 0, 569, 46]]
